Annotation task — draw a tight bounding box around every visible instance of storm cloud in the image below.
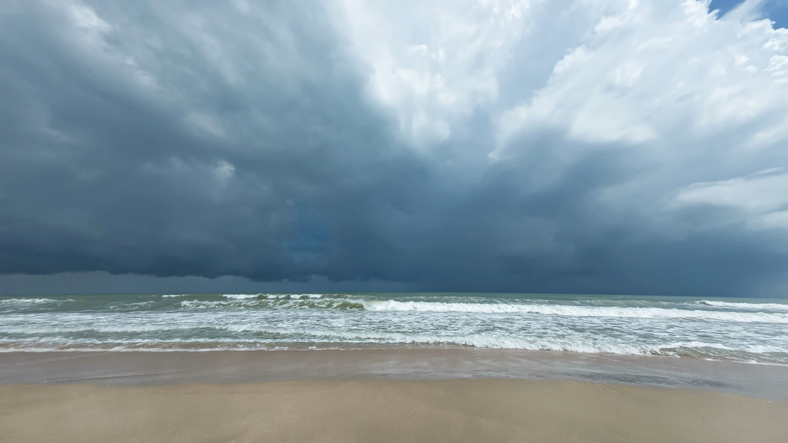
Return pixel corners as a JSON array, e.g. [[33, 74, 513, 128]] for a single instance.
[[1, 0, 788, 297]]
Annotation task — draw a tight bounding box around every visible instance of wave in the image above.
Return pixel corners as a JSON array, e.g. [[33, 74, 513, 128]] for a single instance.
[[174, 296, 788, 322], [695, 300, 788, 311], [361, 300, 788, 323], [109, 301, 156, 310], [280, 293, 325, 299], [182, 298, 364, 310], [0, 298, 65, 305], [2, 332, 784, 364], [219, 324, 787, 357], [0, 323, 201, 334], [222, 293, 331, 300], [162, 294, 187, 298], [261, 293, 327, 299], [222, 294, 261, 299]]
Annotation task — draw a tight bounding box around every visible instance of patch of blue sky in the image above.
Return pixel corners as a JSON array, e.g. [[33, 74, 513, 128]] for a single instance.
[[710, 0, 787, 28]]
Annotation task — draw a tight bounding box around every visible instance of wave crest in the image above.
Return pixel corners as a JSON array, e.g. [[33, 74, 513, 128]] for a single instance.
[[695, 300, 788, 311], [362, 300, 788, 323], [0, 298, 64, 305]]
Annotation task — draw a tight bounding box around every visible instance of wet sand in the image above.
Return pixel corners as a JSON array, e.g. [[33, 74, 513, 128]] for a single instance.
[[2, 349, 787, 401], [1, 379, 786, 442], [1, 350, 787, 442]]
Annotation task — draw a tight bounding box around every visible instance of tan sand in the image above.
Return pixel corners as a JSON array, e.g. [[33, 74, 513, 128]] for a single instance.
[[1, 379, 786, 442]]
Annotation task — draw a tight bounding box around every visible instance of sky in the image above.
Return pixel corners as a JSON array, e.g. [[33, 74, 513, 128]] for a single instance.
[[1, 0, 787, 297]]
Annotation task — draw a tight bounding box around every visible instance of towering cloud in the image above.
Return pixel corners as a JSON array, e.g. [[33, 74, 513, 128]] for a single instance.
[[1, 0, 787, 296]]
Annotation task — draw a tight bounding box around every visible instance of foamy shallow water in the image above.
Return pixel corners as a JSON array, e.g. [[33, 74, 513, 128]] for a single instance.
[[1, 293, 787, 364]]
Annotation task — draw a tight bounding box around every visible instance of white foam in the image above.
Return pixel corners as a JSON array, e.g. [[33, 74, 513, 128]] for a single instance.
[[109, 301, 155, 310], [0, 298, 61, 305], [262, 293, 325, 299], [162, 294, 187, 298], [695, 300, 788, 311], [360, 300, 788, 323], [222, 294, 260, 299], [181, 299, 267, 309], [222, 293, 328, 300], [181, 297, 363, 310], [198, 326, 788, 359]]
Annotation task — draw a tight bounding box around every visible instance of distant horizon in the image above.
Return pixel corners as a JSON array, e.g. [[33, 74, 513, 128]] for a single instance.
[[2, 273, 787, 300]]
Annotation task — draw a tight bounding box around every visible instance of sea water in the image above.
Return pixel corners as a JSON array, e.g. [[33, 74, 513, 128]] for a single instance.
[[1, 293, 786, 364]]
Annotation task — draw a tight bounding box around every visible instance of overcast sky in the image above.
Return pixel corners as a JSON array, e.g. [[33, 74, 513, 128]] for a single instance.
[[1, 0, 787, 297]]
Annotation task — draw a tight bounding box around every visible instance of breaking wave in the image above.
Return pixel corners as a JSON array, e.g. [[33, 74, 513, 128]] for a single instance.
[[362, 300, 788, 323], [695, 300, 788, 311], [0, 298, 67, 305], [182, 298, 364, 310]]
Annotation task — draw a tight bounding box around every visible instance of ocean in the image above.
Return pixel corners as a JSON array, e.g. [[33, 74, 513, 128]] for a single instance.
[[1, 293, 787, 365]]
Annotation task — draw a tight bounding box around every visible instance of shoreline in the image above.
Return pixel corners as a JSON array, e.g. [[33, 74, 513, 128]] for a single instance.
[[2, 379, 786, 442], [2, 348, 787, 402]]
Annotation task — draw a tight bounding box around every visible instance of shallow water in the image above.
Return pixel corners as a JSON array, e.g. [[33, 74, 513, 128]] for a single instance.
[[2, 349, 787, 402], [1, 292, 787, 365]]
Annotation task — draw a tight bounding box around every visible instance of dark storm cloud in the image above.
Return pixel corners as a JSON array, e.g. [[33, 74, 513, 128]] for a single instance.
[[0, 0, 429, 283], [1, 0, 787, 297]]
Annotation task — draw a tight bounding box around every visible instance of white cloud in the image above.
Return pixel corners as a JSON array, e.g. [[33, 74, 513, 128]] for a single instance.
[[69, 3, 111, 33], [336, 0, 537, 147], [493, 0, 788, 159], [673, 169, 788, 230], [334, 0, 788, 170]]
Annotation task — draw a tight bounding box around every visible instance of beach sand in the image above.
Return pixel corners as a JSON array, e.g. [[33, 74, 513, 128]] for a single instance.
[[1, 351, 787, 442], [1, 379, 786, 443]]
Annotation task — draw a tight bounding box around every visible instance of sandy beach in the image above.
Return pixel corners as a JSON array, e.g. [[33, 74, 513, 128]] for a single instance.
[[1, 379, 786, 442], [0, 350, 787, 442]]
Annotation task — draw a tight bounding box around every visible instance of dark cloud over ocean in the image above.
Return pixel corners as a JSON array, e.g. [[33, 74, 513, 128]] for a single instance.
[[1, 0, 788, 297]]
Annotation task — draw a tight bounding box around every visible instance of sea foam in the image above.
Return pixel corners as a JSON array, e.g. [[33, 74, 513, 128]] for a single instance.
[[361, 300, 788, 323], [695, 300, 788, 311]]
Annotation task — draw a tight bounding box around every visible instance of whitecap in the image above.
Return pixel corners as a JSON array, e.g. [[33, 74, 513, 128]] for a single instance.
[[222, 294, 260, 299], [695, 300, 788, 311], [361, 300, 788, 323], [0, 298, 62, 305]]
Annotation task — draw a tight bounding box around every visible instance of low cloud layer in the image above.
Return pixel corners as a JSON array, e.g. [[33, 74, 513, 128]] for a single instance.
[[1, 0, 787, 296]]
